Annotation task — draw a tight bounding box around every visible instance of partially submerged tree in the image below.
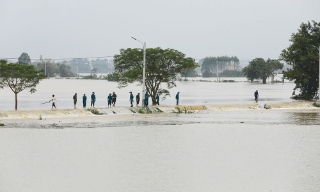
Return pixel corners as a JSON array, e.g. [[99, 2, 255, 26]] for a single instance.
[[0, 60, 46, 110], [242, 58, 283, 83], [280, 21, 320, 99], [18, 52, 31, 65], [113, 47, 197, 105]]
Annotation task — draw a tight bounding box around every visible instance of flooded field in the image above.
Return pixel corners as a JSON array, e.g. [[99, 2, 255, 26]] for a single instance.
[[0, 109, 320, 192], [0, 78, 295, 110]]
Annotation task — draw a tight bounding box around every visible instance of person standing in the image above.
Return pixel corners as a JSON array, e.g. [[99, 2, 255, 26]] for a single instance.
[[91, 92, 96, 108], [107, 93, 112, 108], [129, 92, 134, 107], [136, 93, 140, 106], [144, 92, 149, 106], [156, 94, 160, 105], [112, 92, 117, 107], [49, 94, 57, 109], [82, 94, 87, 108], [73, 93, 77, 109], [254, 90, 259, 102], [176, 92, 180, 105]]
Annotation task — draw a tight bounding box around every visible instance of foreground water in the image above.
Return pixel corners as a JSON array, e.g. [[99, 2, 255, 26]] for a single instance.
[[0, 78, 294, 110], [0, 110, 320, 192]]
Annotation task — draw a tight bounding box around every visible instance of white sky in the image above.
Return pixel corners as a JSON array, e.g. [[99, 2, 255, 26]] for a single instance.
[[0, 0, 319, 62]]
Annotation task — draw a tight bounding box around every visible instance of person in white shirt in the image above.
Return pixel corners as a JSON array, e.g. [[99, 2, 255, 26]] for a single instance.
[[49, 95, 57, 109]]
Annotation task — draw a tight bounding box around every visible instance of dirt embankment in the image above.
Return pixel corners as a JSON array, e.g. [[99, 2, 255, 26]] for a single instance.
[[0, 101, 319, 120]]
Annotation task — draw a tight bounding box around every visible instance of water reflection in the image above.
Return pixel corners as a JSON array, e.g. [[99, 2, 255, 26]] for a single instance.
[[287, 112, 320, 125]]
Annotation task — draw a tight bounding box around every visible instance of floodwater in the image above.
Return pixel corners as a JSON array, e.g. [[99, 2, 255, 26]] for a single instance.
[[0, 120, 319, 192], [0, 77, 294, 110], [2, 78, 319, 192]]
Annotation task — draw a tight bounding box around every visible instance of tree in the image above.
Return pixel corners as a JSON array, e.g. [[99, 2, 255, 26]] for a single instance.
[[280, 21, 320, 99], [242, 58, 283, 83], [181, 61, 199, 80], [0, 60, 46, 110], [201, 56, 240, 77], [18, 52, 31, 65], [113, 47, 197, 105], [58, 62, 75, 77]]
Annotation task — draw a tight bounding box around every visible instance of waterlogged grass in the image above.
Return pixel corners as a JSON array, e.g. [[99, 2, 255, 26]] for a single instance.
[[173, 107, 194, 114], [312, 102, 320, 107], [155, 108, 163, 112], [87, 108, 102, 115]]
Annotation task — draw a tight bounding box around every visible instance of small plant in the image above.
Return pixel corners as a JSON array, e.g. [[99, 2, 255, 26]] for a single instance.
[[138, 109, 144, 114], [39, 114, 42, 120], [0, 123, 4, 126], [312, 102, 320, 107]]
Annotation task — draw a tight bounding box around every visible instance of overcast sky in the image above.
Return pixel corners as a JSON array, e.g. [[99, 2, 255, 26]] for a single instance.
[[0, 0, 319, 62]]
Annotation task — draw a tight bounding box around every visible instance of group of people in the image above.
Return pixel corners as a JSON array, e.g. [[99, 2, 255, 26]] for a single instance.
[[72, 92, 98, 109], [48, 90, 259, 109]]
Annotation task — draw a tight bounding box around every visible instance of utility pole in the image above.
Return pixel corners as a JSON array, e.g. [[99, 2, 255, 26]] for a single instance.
[[131, 37, 146, 106], [40, 55, 47, 77]]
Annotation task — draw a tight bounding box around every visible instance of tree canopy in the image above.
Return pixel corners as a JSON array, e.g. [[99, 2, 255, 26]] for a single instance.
[[242, 58, 283, 83], [18, 52, 31, 65], [113, 47, 197, 104], [0, 60, 46, 110], [280, 21, 320, 99]]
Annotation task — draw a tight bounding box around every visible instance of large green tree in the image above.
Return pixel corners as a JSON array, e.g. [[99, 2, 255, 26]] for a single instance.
[[0, 60, 46, 110], [18, 52, 31, 65], [113, 47, 197, 105], [280, 21, 320, 99], [242, 58, 283, 83]]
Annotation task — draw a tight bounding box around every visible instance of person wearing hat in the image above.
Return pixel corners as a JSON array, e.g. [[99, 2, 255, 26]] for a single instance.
[[129, 91, 134, 107], [254, 90, 259, 102], [73, 93, 77, 109], [175, 92, 180, 105]]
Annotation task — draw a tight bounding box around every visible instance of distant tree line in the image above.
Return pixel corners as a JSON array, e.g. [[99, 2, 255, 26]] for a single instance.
[[68, 58, 114, 73], [201, 56, 240, 77]]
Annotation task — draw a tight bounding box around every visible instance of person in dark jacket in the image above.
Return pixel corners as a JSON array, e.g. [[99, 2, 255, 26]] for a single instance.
[[129, 92, 134, 107], [176, 92, 180, 105], [156, 94, 160, 105], [73, 93, 77, 109], [144, 92, 149, 106], [91, 92, 96, 108], [107, 93, 112, 108], [82, 94, 87, 108], [112, 92, 117, 107], [254, 90, 259, 102], [136, 93, 140, 106]]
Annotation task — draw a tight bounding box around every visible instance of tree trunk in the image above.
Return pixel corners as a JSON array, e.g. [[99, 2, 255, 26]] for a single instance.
[[15, 92, 18, 110], [263, 78, 267, 84]]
